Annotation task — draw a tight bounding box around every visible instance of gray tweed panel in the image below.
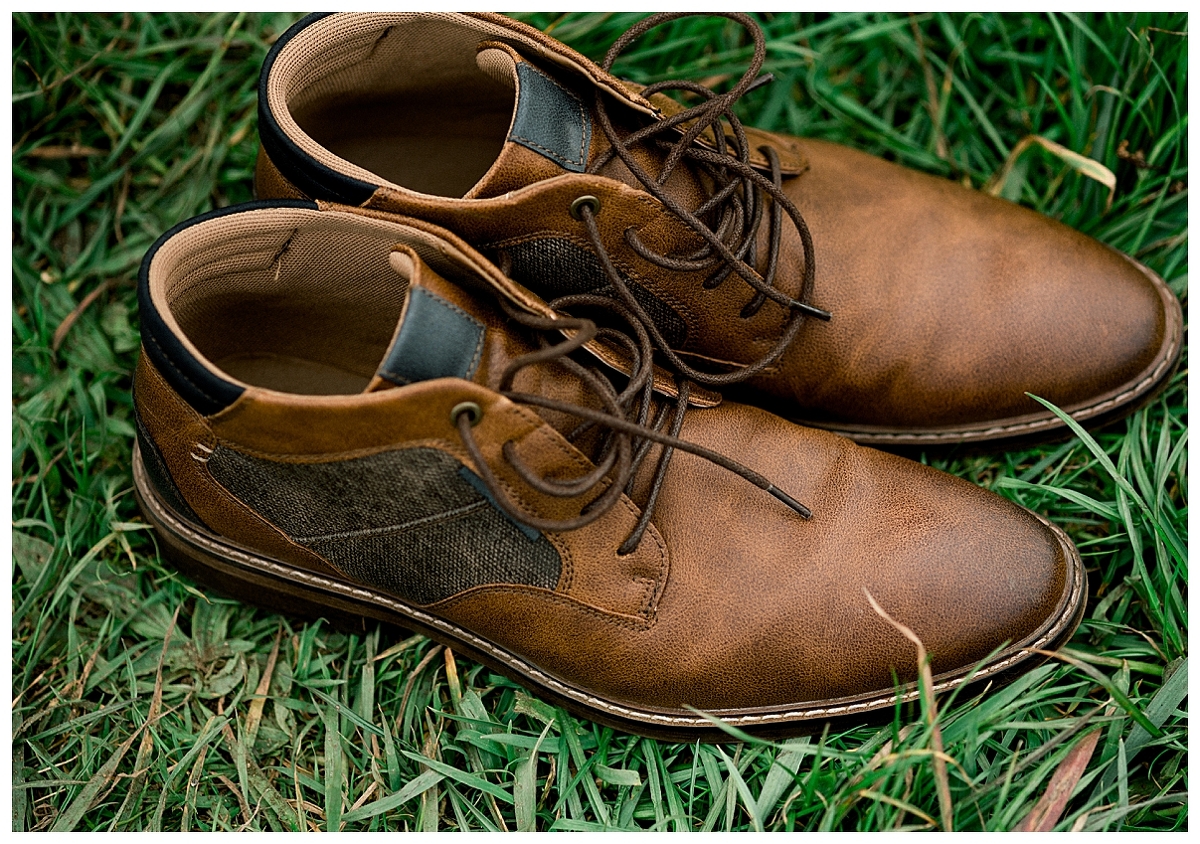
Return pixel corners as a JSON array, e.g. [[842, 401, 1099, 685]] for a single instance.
[[502, 237, 689, 349], [207, 445, 560, 604]]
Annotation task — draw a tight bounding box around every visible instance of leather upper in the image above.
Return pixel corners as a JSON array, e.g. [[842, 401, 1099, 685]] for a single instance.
[[135, 201, 1081, 715], [254, 12, 1183, 444], [751, 139, 1173, 429]]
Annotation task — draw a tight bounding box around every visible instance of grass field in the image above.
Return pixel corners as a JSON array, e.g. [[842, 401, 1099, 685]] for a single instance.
[[11, 12, 1187, 831]]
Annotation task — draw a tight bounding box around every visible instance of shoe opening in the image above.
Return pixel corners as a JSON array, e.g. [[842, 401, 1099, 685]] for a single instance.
[[145, 206, 472, 396], [268, 14, 522, 197]]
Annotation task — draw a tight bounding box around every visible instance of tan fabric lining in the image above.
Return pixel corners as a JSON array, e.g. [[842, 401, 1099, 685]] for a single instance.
[[150, 207, 493, 395], [268, 13, 523, 197]]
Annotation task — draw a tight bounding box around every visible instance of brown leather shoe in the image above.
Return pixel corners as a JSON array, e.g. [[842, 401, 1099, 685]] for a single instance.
[[254, 12, 1182, 447], [134, 200, 1084, 737]]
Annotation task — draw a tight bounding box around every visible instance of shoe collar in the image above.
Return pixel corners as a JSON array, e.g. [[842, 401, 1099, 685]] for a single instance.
[[257, 12, 805, 205]]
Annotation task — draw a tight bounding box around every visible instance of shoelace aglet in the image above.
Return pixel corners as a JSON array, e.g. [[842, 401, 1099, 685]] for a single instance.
[[766, 485, 812, 519], [797, 301, 833, 321], [746, 72, 775, 94]]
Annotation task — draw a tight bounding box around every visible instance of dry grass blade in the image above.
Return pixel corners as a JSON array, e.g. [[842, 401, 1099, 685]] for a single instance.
[[856, 789, 936, 826], [444, 646, 463, 707], [216, 773, 254, 827], [51, 279, 112, 352], [217, 699, 298, 830], [443, 648, 510, 831], [986, 135, 1117, 211], [181, 744, 210, 831], [419, 719, 441, 832], [907, 15, 946, 161], [1031, 648, 1161, 738], [51, 607, 179, 832], [849, 724, 917, 789], [1015, 728, 1102, 831], [24, 143, 104, 159], [49, 722, 140, 831], [244, 625, 282, 750], [398, 644, 444, 727], [864, 589, 953, 832]]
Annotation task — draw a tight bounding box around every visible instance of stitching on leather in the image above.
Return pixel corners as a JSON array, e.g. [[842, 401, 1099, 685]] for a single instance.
[[136, 428, 350, 582], [510, 63, 588, 168], [135, 362, 179, 432], [623, 501, 667, 619], [822, 277, 1183, 444], [547, 530, 575, 594], [511, 422, 667, 619], [378, 290, 486, 384], [511, 135, 583, 169], [621, 199, 703, 336], [508, 383, 668, 612], [834, 347, 1179, 443], [155, 494, 1083, 723], [146, 478, 1083, 726], [517, 416, 594, 473], [431, 291, 485, 379], [144, 330, 219, 407], [529, 439, 668, 619], [639, 521, 670, 618], [610, 497, 663, 621], [197, 460, 354, 582]]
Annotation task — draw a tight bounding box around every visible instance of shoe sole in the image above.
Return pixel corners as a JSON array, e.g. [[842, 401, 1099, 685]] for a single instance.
[[801, 255, 1184, 449], [134, 443, 1088, 740]]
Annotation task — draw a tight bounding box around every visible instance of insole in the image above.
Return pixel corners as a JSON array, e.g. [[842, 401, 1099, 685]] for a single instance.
[[301, 97, 512, 197], [217, 353, 371, 395]]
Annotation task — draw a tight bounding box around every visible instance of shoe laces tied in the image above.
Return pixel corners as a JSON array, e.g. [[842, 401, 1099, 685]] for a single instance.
[[582, 11, 832, 387], [454, 295, 811, 553]]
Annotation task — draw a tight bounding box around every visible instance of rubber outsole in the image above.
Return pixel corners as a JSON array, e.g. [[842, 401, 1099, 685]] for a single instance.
[[134, 444, 1088, 741]]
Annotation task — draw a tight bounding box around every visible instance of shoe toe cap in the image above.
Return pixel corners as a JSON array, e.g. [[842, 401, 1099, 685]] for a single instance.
[[781, 139, 1180, 429], [626, 410, 1082, 711], [755, 441, 1078, 708]]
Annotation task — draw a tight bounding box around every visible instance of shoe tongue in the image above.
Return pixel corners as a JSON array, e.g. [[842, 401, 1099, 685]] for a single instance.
[[365, 247, 599, 413], [466, 43, 593, 199], [467, 42, 708, 209], [366, 247, 651, 448], [366, 249, 502, 392]]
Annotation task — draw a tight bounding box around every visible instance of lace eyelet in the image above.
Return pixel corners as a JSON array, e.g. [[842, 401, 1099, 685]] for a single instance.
[[569, 195, 601, 220], [451, 401, 483, 427]]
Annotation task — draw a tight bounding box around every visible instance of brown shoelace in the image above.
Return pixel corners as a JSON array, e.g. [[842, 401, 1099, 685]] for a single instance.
[[454, 294, 810, 553], [581, 11, 831, 386]]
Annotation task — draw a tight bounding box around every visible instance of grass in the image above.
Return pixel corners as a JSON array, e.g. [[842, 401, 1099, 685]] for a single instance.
[[11, 11, 1187, 831]]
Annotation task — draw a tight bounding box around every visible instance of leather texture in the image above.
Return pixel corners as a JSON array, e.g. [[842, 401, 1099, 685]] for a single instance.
[[377, 286, 486, 385], [135, 200, 1085, 730], [134, 351, 347, 580], [254, 12, 1184, 446], [135, 415, 205, 526], [510, 62, 591, 172]]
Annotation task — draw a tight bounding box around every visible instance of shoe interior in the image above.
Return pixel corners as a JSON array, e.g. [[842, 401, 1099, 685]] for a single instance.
[[149, 207, 481, 396], [269, 14, 524, 197]]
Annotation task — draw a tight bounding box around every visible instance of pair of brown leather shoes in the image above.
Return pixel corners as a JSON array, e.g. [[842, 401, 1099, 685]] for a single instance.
[[134, 13, 1178, 737]]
